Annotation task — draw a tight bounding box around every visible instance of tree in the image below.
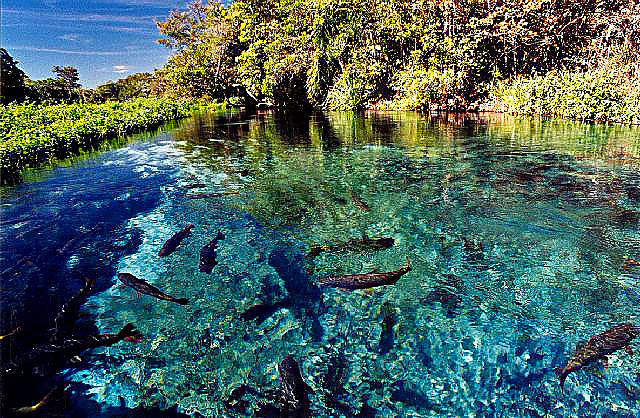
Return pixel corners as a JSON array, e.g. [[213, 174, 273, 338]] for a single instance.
[[24, 66, 82, 104], [52, 66, 80, 90], [0, 48, 27, 104]]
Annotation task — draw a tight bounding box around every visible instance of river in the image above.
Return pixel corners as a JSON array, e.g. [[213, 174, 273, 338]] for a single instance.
[[1, 110, 639, 416]]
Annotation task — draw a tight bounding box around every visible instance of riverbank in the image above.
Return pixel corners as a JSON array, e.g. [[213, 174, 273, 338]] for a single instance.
[[487, 70, 640, 125], [0, 99, 191, 185], [368, 70, 640, 125]]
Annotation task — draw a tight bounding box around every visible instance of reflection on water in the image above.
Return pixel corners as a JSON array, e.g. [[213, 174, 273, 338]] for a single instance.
[[1, 110, 640, 416]]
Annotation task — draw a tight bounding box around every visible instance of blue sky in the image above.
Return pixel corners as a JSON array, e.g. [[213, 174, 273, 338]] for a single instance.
[[1, 1, 214, 88]]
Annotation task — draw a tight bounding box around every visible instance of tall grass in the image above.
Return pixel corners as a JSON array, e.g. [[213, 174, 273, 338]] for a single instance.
[[0, 99, 191, 184]]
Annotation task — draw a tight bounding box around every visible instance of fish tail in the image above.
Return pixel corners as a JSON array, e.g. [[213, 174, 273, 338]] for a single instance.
[[116, 323, 136, 340], [555, 367, 568, 392], [174, 298, 189, 305]]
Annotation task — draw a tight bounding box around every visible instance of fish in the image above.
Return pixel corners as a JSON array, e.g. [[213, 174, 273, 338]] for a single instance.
[[118, 272, 189, 305], [316, 257, 411, 290], [159, 224, 195, 256], [307, 237, 394, 258], [199, 231, 225, 273], [1, 324, 139, 378], [377, 302, 397, 354], [349, 191, 370, 212], [13, 383, 68, 414], [555, 323, 640, 392], [57, 225, 98, 255], [50, 277, 96, 342], [624, 259, 640, 270], [241, 300, 289, 323], [278, 355, 312, 417]]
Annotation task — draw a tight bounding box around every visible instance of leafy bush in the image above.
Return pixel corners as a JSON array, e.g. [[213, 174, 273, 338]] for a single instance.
[[0, 99, 191, 184], [491, 71, 640, 124]]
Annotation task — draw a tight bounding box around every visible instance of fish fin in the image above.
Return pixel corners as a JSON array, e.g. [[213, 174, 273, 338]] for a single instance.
[[117, 323, 136, 339], [174, 298, 189, 305], [405, 256, 411, 268], [602, 356, 609, 372], [625, 345, 634, 356]]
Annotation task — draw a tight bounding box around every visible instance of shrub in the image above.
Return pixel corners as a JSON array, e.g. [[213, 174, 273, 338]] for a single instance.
[[0, 98, 191, 184]]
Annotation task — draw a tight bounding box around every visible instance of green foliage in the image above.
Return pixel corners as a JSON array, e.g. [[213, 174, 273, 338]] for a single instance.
[[0, 48, 27, 104], [391, 66, 459, 110], [491, 70, 640, 124], [91, 73, 154, 103], [52, 66, 80, 90], [23, 65, 83, 104], [151, 0, 640, 116], [0, 99, 191, 184]]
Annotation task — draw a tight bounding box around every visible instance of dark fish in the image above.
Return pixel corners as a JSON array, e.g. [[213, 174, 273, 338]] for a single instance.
[[278, 356, 312, 417], [241, 300, 289, 323], [1, 324, 139, 378], [555, 323, 640, 392], [118, 273, 189, 305], [199, 232, 225, 273], [13, 383, 68, 414], [159, 224, 195, 257], [316, 257, 411, 290], [377, 303, 397, 354], [51, 277, 96, 342], [57, 226, 98, 255], [308, 237, 394, 258]]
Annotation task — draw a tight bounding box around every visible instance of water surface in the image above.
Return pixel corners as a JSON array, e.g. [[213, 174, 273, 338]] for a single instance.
[[1, 111, 640, 416]]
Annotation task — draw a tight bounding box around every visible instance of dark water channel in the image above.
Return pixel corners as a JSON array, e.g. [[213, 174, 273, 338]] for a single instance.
[[1, 110, 640, 416]]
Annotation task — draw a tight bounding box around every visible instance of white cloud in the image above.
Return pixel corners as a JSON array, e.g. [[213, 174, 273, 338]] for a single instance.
[[7, 46, 129, 56], [3, 9, 157, 26], [113, 65, 132, 73]]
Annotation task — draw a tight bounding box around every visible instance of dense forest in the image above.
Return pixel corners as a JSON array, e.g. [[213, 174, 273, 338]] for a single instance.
[[149, 0, 640, 120], [2, 0, 639, 122]]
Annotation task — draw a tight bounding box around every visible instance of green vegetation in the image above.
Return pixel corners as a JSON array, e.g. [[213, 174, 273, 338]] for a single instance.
[[0, 99, 190, 184], [490, 70, 640, 124], [0, 48, 27, 105], [148, 0, 639, 122], [2, 0, 639, 125]]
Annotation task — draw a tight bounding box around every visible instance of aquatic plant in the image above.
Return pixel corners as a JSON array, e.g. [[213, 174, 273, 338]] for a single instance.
[[0, 98, 191, 184]]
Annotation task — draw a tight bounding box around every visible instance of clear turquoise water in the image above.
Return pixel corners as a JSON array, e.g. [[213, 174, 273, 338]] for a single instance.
[[1, 111, 640, 416]]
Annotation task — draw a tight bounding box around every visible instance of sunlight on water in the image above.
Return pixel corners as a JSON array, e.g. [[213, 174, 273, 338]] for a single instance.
[[1, 111, 640, 416]]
